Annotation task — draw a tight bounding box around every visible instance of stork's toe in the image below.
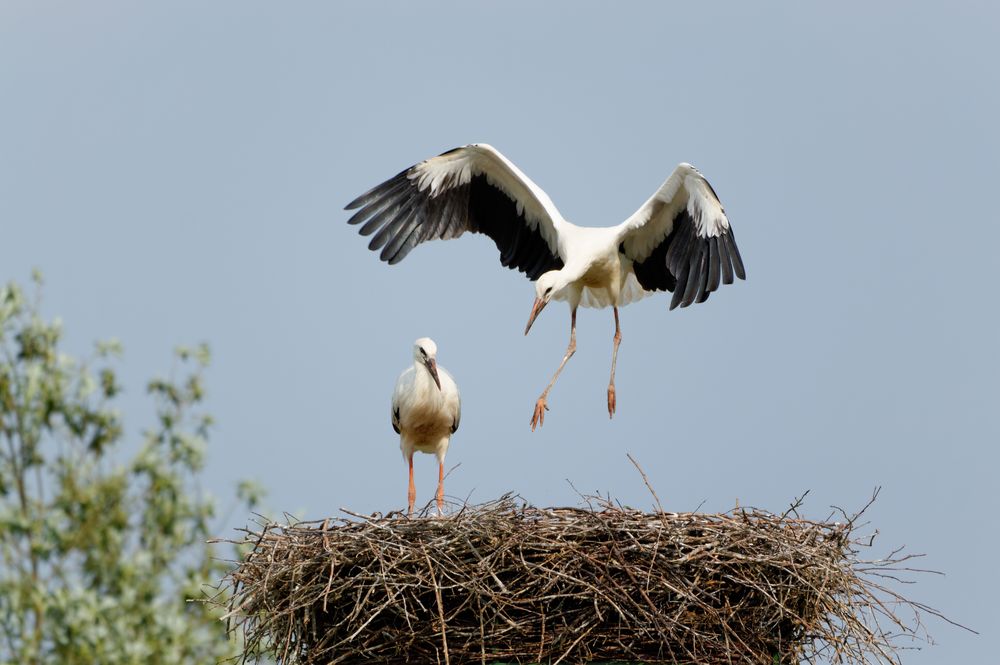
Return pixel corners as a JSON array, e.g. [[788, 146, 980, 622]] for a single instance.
[[530, 397, 549, 431]]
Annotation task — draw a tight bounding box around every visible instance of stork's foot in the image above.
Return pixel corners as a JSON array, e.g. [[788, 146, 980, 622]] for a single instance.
[[530, 396, 549, 431], [607, 385, 616, 419]]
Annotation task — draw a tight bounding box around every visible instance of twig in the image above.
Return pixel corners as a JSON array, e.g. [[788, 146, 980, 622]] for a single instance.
[[626, 452, 664, 513], [423, 546, 450, 665]]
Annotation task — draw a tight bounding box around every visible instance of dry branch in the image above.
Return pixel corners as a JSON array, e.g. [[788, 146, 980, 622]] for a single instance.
[[217, 494, 936, 664]]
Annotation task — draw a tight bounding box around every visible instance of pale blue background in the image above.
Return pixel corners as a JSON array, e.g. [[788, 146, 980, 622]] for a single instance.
[[1, 2, 996, 661]]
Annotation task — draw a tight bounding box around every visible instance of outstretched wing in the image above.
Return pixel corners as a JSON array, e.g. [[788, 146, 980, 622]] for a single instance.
[[345, 144, 566, 280], [618, 163, 745, 310]]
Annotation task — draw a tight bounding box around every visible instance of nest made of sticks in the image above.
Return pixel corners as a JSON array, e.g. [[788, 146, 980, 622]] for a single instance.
[[217, 494, 936, 665]]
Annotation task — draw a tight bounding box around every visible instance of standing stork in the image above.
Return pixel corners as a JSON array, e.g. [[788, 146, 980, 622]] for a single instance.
[[392, 337, 461, 515], [348, 144, 745, 430]]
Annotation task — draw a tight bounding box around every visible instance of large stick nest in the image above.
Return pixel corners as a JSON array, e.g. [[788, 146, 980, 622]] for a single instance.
[[218, 494, 936, 664]]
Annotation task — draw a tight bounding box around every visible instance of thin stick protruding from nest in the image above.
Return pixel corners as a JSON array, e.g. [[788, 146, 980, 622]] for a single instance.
[[626, 452, 664, 514]]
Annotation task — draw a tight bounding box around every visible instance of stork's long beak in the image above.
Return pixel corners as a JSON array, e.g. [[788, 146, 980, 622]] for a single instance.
[[425, 358, 442, 391], [524, 297, 547, 335]]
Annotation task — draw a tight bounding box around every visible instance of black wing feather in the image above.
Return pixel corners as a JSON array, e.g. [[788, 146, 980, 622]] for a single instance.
[[681, 243, 704, 306], [369, 199, 417, 250], [345, 157, 563, 280], [358, 192, 411, 237], [719, 233, 735, 285], [724, 230, 746, 280], [346, 169, 409, 211], [629, 209, 745, 310], [382, 210, 423, 263], [706, 237, 721, 294], [347, 177, 410, 226], [670, 261, 689, 309]]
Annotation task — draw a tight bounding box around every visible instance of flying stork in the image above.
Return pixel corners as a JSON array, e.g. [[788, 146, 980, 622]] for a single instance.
[[347, 144, 745, 430], [392, 337, 461, 515]]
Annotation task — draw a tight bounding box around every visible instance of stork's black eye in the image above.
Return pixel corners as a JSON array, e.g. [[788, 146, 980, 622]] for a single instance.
[[419, 347, 427, 357], [545, 287, 553, 296]]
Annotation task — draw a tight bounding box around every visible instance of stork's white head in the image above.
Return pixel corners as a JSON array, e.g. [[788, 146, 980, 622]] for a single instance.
[[524, 270, 569, 335], [412, 337, 441, 390]]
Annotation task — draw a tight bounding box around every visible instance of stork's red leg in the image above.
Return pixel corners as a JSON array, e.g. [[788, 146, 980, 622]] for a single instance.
[[608, 306, 622, 418], [531, 307, 578, 431], [436, 460, 445, 515], [407, 454, 416, 516]]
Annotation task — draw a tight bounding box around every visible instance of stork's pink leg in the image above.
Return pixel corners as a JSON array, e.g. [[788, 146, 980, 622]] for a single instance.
[[531, 307, 578, 431], [608, 306, 622, 418], [436, 461, 445, 515], [407, 454, 416, 516]]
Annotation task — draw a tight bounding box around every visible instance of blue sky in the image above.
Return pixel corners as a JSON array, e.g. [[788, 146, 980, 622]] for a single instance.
[[1, 2, 997, 661]]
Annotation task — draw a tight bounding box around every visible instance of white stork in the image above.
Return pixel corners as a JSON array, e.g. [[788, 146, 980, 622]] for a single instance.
[[348, 144, 745, 431], [392, 337, 461, 515]]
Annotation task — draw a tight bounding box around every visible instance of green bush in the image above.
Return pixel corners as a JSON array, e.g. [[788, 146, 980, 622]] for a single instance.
[[0, 273, 262, 664]]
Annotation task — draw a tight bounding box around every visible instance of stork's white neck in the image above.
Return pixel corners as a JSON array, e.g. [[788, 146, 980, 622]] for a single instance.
[[559, 262, 591, 285], [412, 361, 443, 400]]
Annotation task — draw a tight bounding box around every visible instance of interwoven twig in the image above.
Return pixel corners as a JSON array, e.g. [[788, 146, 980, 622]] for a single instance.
[[217, 494, 938, 664]]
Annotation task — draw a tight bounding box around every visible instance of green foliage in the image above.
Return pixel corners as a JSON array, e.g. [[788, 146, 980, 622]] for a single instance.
[[0, 274, 259, 664]]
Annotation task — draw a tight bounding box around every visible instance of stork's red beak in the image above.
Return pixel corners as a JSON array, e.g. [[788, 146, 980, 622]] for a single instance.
[[524, 297, 547, 335], [425, 358, 442, 391]]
